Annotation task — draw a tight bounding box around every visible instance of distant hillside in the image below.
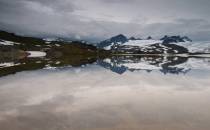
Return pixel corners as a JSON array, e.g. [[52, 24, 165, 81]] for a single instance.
[[0, 30, 110, 61], [0, 30, 45, 45]]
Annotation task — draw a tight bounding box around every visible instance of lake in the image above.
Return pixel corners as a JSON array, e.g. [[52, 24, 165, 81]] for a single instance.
[[0, 56, 210, 130]]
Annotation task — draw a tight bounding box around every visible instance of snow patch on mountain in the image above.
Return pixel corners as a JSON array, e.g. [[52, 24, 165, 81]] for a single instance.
[[0, 62, 21, 68], [27, 51, 46, 58], [0, 39, 20, 46], [123, 39, 162, 47], [104, 42, 114, 50]]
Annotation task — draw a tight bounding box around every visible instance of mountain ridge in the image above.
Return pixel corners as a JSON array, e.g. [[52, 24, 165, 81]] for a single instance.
[[97, 34, 210, 54]]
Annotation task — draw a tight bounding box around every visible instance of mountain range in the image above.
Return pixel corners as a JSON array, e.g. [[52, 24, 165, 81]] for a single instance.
[[1, 30, 210, 76], [1, 30, 210, 55], [98, 34, 210, 54]]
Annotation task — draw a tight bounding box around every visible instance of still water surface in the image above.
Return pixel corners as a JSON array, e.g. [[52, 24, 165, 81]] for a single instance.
[[0, 56, 210, 130]]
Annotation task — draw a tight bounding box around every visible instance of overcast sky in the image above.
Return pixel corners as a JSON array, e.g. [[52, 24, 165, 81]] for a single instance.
[[0, 0, 210, 42]]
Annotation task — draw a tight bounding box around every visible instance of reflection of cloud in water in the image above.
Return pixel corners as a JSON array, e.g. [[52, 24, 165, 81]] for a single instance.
[[0, 66, 210, 130]]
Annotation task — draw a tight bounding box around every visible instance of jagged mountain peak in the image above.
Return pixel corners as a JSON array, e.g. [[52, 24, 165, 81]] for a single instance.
[[147, 36, 153, 40], [97, 34, 209, 54], [97, 34, 128, 49], [182, 36, 192, 42], [109, 34, 128, 43], [160, 35, 192, 44], [129, 37, 136, 40], [129, 37, 142, 40]]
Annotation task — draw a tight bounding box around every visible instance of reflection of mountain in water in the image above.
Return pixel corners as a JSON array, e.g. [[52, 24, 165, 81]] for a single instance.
[[97, 56, 210, 74], [0, 56, 97, 77], [1, 54, 210, 77]]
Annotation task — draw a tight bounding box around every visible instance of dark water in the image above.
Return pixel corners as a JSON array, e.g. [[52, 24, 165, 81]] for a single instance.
[[0, 55, 210, 130]]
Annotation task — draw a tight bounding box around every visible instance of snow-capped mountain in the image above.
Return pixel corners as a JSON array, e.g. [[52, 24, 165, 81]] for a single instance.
[[160, 35, 192, 44], [167, 41, 210, 54], [161, 36, 210, 53], [97, 34, 128, 50], [98, 35, 210, 54]]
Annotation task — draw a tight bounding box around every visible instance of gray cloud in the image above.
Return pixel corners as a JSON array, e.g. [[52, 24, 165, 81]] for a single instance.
[[0, 0, 210, 42]]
